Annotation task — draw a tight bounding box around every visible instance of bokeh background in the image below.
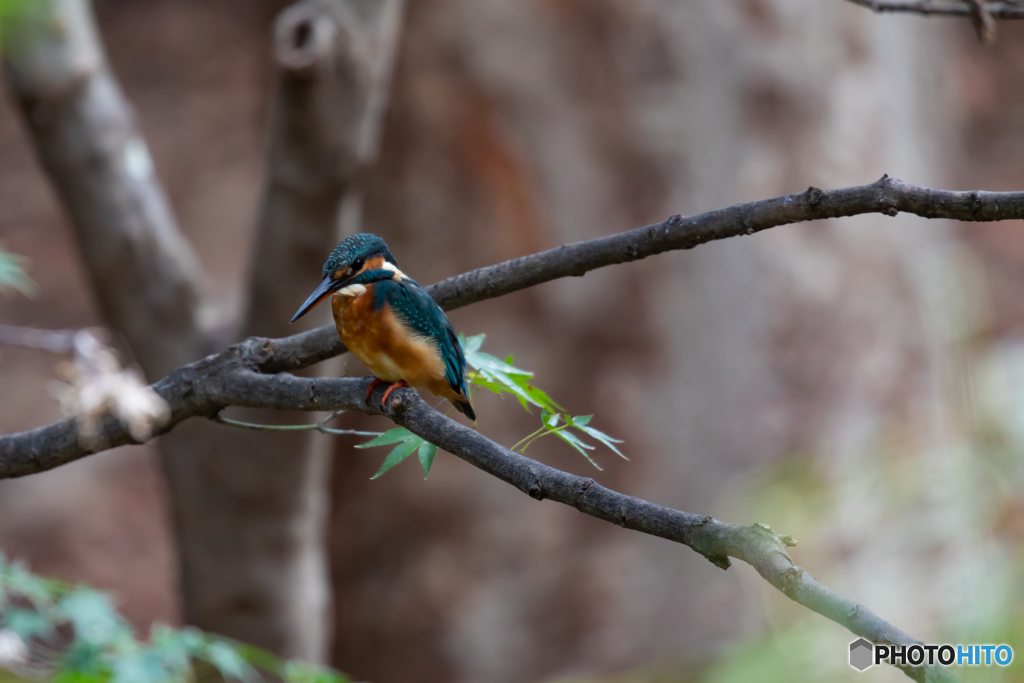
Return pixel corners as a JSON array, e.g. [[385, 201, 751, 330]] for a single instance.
[[2, 1, 1023, 681]]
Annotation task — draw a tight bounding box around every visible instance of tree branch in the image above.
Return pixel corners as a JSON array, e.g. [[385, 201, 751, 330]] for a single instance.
[[0, 351, 955, 681], [843, 0, 1024, 19], [5, 175, 1024, 467], [255, 176, 1024, 374], [4, 173, 1018, 680]]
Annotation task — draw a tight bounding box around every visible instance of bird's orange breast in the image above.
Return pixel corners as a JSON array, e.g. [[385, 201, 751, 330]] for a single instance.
[[331, 284, 448, 393]]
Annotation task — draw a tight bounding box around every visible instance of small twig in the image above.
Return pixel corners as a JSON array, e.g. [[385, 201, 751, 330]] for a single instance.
[[212, 410, 382, 438], [969, 0, 999, 39], [510, 425, 547, 453], [0, 324, 77, 353]]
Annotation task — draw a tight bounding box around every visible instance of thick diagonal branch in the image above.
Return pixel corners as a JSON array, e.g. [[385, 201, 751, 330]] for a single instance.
[[0, 347, 954, 682]]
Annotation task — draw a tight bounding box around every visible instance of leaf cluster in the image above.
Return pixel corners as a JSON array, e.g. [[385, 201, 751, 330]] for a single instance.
[[0, 556, 352, 683], [360, 334, 624, 478]]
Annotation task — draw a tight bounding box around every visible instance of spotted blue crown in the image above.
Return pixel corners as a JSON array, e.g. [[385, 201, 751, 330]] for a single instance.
[[322, 233, 398, 279]]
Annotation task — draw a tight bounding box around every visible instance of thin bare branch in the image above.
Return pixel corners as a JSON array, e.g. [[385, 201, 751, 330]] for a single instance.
[[254, 176, 1024, 375], [968, 0, 999, 40], [212, 410, 382, 438], [843, 0, 1024, 18], [0, 324, 77, 352]]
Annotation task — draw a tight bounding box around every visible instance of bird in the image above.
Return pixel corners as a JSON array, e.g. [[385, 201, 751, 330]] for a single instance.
[[290, 233, 476, 420]]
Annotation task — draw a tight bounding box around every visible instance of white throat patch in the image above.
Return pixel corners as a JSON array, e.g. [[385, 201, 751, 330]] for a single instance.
[[337, 283, 367, 297]]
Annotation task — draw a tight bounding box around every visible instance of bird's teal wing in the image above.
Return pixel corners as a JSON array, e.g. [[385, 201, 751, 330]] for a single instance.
[[373, 278, 469, 398]]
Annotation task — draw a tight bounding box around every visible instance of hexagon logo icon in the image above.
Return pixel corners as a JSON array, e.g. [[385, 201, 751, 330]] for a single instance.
[[850, 638, 874, 671]]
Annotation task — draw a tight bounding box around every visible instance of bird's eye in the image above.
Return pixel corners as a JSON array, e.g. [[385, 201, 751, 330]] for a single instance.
[[351, 258, 365, 272]]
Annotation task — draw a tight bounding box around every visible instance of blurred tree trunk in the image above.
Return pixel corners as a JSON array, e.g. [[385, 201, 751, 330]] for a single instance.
[[3, 0, 403, 662], [160, 0, 403, 661], [330, 2, 953, 682]]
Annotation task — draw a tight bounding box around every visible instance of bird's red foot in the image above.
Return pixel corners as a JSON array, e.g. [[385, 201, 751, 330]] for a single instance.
[[365, 378, 388, 403], [381, 380, 410, 406]]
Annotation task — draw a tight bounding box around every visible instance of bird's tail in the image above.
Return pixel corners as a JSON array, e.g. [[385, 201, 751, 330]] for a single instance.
[[452, 397, 476, 421]]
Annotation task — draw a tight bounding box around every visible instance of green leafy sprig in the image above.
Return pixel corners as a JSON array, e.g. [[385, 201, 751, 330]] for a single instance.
[[359, 334, 624, 479]]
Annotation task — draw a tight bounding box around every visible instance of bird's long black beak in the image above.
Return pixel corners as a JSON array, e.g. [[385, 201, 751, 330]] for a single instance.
[[290, 276, 343, 323]]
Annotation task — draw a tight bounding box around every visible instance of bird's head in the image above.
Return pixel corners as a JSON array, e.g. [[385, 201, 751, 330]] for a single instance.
[[290, 233, 400, 323]]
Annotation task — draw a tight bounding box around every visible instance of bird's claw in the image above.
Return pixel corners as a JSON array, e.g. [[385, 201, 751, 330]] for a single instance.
[[365, 378, 387, 404], [381, 380, 410, 407]]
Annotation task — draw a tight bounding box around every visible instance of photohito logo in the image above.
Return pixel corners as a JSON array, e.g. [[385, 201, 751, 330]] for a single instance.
[[849, 639, 1013, 671]]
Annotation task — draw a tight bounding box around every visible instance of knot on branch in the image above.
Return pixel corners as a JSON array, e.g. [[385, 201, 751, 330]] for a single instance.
[[274, 0, 368, 77], [970, 190, 984, 217], [874, 174, 900, 216], [240, 337, 277, 371], [805, 186, 825, 207], [735, 522, 798, 567], [511, 466, 544, 501], [778, 565, 805, 598], [573, 478, 595, 509]]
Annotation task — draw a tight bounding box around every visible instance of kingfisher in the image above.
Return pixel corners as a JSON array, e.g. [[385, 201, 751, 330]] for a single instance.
[[290, 233, 476, 421]]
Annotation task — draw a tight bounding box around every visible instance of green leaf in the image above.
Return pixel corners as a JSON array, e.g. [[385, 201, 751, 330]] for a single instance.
[[466, 349, 532, 378], [477, 368, 539, 407], [284, 660, 355, 683], [58, 589, 125, 646], [202, 640, 252, 681], [5, 560, 52, 606], [511, 376, 563, 413], [56, 642, 109, 683], [555, 430, 602, 470], [3, 607, 51, 638], [112, 648, 171, 683], [53, 670, 110, 683], [355, 427, 413, 449], [460, 333, 485, 354], [462, 333, 622, 467], [149, 625, 195, 673], [370, 438, 421, 479], [0, 247, 34, 297], [578, 425, 627, 459], [418, 441, 437, 479], [466, 373, 511, 397]]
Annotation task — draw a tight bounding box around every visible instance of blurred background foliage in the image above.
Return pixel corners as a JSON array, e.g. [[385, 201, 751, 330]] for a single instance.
[[0, 555, 353, 683]]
